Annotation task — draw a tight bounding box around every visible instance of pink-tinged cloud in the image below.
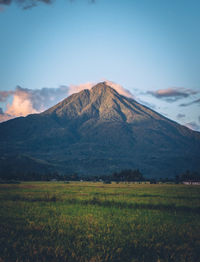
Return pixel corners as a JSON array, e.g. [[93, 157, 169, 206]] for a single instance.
[[6, 92, 38, 117], [0, 86, 70, 122], [148, 87, 198, 102], [103, 80, 134, 98], [69, 82, 95, 95], [0, 107, 14, 123], [0, 113, 14, 123]]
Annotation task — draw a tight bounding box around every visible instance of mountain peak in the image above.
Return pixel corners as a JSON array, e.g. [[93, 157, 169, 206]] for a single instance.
[[91, 81, 116, 92], [42, 81, 165, 123], [89, 82, 119, 99]]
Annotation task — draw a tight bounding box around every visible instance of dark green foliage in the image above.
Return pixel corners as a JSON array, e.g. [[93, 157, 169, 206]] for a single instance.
[[112, 169, 144, 181], [0, 170, 80, 181], [103, 180, 111, 184], [150, 179, 157, 184], [0, 180, 20, 184], [176, 170, 200, 182]]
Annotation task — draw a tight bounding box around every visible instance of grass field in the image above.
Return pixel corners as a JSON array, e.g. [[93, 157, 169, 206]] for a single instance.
[[0, 182, 200, 262]]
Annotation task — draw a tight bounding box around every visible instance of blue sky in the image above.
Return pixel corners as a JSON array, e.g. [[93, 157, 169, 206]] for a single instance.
[[0, 0, 200, 130]]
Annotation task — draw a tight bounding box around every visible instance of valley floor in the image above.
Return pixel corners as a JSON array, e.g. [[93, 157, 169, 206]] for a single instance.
[[0, 182, 200, 262]]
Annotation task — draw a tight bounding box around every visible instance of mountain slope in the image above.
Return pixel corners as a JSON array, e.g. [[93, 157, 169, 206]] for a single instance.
[[0, 82, 200, 178]]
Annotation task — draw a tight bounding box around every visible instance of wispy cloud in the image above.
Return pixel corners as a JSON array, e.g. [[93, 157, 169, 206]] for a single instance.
[[179, 98, 200, 107], [147, 87, 197, 102], [176, 113, 186, 119], [136, 99, 157, 110], [0, 0, 95, 9], [0, 90, 14, 102], [0, 0, 52, 9]]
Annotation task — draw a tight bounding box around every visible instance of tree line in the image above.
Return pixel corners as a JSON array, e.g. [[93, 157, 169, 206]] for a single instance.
[[0, 169, 144, 182], [0, 169, 199, 183]]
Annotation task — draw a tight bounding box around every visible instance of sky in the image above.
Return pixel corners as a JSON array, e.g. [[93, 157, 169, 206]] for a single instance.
[[0, 0, 200, 131]]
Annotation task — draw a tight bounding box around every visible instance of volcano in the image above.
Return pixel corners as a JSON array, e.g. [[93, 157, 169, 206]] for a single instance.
[[0, 82, 200, 178]]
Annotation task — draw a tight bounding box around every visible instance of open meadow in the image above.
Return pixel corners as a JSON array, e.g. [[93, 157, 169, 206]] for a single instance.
[[0, 182, 200, 262]]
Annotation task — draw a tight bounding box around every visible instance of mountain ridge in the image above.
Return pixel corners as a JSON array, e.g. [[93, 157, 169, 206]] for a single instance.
[[0, 82, 200, 178], [43, 82, 169, 123]]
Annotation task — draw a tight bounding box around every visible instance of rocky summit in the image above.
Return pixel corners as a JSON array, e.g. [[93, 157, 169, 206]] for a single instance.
[[0, 82, 200, 178]]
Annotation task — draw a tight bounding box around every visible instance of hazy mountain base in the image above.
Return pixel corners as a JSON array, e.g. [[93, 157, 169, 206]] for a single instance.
[[0, 83, 200, 178]]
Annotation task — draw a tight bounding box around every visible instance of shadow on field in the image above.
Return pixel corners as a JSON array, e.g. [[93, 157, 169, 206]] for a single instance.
[[82, 197, 200, 214], [6, 195, 200, 214]]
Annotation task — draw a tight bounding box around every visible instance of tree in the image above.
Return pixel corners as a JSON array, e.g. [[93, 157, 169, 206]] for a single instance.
[[112, 169, 144, 182]]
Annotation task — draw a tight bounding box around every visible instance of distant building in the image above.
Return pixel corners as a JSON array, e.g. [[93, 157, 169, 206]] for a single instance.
[[183, 181, 200, 185]]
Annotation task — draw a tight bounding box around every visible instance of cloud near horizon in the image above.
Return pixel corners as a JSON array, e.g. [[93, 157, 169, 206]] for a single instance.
[[0, 85, 70, 122], [147, 87, 197, 102], [0, 80, 133, 123], [179, 98, 200, 107]]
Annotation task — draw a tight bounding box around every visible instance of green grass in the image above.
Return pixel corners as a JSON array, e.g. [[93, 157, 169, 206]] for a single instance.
[[0, 182, 200, 262]]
